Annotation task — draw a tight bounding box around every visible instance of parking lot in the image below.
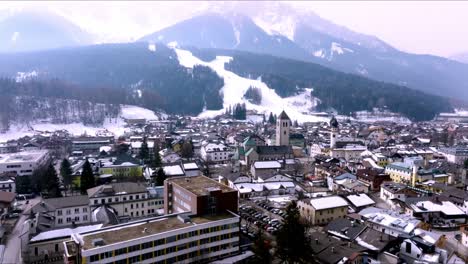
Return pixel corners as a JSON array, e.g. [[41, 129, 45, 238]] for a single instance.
[[239, 199, 288, 239]]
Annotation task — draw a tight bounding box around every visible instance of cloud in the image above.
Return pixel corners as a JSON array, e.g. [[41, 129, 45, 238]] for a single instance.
[[1, 1, 467, 57]]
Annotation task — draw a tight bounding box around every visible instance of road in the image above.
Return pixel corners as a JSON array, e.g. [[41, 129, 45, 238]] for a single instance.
[[1, 214, 26, 264], [1, 197, 41, 264]]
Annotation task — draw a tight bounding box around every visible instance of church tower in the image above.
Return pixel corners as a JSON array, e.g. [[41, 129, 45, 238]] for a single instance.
[[276, 111, 291, 146], [330, 116, 339, 149]]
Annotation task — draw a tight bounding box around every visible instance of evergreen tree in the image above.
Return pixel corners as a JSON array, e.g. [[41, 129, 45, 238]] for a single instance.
[[139, 137, 150, 163], [181, 141, 194, 159], [80, 159, 95, 194], [250, 229, 272, 264], [16, 176, 32, 194], [268, 112, 275, 124], [152, 145, 162, 168], [275, 201, 310, 263], [155, 168, 167, 186], [293, 120, 299, 127], [43, 163, 62, 198], [60, 158, 73, 189]]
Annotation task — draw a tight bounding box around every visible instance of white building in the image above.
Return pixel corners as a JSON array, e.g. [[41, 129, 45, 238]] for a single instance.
[[0, 150, 49, 177], [359, 207, 421, 237], [63, 212, 241, 264], [0, 176, 15, 193], [438, 147, 468, 165], [29, 195, 91, 230], [87, 182, 164, 220], [200, 142, 231, 163]]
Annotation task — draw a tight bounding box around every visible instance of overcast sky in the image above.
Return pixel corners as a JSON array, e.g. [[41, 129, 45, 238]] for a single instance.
[[2, 1, 467, 57]]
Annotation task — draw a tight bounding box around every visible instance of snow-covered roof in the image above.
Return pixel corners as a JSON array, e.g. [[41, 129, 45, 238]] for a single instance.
[[309, 196, 348, 210], [346, 193, 375, 208], [163, 165, 184, 176], [30, 224, 103, 242], [183, 163, 199, 170], [410, 200, 465, 216], [359, 207, 420, 234], [253, 160, 281, 169]]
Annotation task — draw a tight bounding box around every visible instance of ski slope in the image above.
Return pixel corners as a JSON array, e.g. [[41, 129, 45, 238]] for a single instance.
[[173, 47, 327, 123]]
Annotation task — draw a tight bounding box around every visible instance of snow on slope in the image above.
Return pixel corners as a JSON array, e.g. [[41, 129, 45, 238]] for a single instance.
[[172, 47, 327, 123], [0, 105, 162, 142]]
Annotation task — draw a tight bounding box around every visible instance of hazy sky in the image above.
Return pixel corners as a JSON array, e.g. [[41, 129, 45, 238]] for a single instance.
[[2, 1, 467, 57]]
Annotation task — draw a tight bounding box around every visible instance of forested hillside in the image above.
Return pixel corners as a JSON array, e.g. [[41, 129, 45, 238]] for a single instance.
[[0, 43, 454, 121], [0, 43, 224, 115], [189, 47, 453, 121]]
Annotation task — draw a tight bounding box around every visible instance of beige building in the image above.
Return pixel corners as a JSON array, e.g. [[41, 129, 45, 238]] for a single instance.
[[297, 196, 349, 225]]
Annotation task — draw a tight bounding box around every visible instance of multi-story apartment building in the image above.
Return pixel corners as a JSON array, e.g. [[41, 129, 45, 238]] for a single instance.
[[29, 195, 91, 233], [87, 182, 164, 220], [63, 176, 242, 264], [297, 196, 349, 225], [0, 150, 49, 177], [164, 176, 238, 216], [385, 162, 414, 184], [200, 141, 231, 163], [439, 147, 468, 165], [63, 212, 240, 264]]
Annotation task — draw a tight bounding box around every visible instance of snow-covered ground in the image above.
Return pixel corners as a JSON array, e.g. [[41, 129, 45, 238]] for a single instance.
[[172, 47, 328, 123], [0, 105, 162, 142], [15, 70, 38, 82]]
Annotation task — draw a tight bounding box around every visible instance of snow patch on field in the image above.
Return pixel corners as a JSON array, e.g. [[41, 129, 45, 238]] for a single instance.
[[148, 43, 156, 52], [15, 70, 38, 82], [172, 47, 327, 123], [313, 49, 325, 58]]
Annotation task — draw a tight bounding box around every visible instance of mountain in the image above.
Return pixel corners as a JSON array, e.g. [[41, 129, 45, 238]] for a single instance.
[[138, 4, 468, 101], [0, 10, 94, 52], [450, 52, 468, 64], [0, 42, 453, 121], [139, 13, 310, 61]]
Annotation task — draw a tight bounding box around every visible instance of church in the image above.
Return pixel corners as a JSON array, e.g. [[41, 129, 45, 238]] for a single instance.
[[241, 111, 294, 167]]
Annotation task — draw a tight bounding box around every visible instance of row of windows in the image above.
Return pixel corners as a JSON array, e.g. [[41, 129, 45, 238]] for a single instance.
[[57, 207, 88, 216], [6, 164, 21, 168], [90, 242, 237, 263], [93, 194, 152, 205], [90, 224, 239, 261], [57, 215, 88, 224]]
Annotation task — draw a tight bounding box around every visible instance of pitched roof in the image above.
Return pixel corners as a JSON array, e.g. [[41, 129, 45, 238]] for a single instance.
[[87, 182, 148, 198], [278, 111, 291, 120], [256, 145, 292, 155], [45, 195, 89, 209]]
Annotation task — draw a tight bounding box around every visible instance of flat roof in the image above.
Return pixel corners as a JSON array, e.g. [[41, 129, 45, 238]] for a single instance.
[[80, 213, 237, 250], [0, 150, 48, 164], [169, 176, 236, 196]]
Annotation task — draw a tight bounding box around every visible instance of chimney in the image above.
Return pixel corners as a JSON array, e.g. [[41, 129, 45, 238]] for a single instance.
[[315, 238, 319, 244], [142, 228, 148, 234], [348, 242, 351, 248], [331, 247, 335, 253]]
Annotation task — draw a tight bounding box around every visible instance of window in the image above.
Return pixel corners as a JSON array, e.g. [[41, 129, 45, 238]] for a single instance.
[[83, 215, 88, 221], [66, 217, 72, 223], [125, 208, 128, 213], [130, 195, 133, 200], [75, 216, 80, 222], [66, 209, 71, 215], [405, 242, 411, 254], [34, 247, 38, 256], [94, 200, 98, 205], [57, 210, 62, 216], [167, 236, 176, 243], [58, 218, 63, 224], [115, 248, 127, 256], [136, 195, 140, 199], [108, 198, 112, 203], [55, 244, 59, 252], [75, 208, 79, 214]]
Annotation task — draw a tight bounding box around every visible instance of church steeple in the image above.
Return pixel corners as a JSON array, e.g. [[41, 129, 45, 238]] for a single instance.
[[276, 111, 291, 146], [330, 116, 339, 149]]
